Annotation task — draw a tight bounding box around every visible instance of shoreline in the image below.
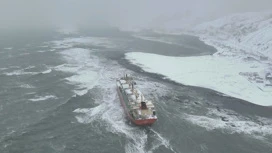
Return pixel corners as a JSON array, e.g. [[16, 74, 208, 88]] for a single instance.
[[125, 50, 272, 107]]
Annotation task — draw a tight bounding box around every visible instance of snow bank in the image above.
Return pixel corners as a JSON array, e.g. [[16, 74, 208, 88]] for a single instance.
[[125, 52, 272, 106]]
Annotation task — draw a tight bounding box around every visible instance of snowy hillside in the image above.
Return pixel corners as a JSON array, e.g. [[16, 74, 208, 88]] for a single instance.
[[191, 11, 272, 59], [125, 11, 272, 106], [189, 11, 272, 103]]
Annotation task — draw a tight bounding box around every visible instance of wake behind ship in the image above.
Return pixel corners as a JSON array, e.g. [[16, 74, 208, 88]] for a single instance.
[[116, 74, 157, 126]]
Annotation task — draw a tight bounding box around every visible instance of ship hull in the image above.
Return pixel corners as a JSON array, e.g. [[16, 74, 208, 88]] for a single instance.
[[117, 87, 156, 126]]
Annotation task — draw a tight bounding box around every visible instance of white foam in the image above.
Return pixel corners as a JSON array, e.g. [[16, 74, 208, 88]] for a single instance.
[[59, 48, 95, 66], [125, 52, 272, 106], [19, 53, 30, 56], [51, 37, 116, 49], [3, 65, 52, 76], [184, 108, 272, 138], [41, 69, 52, 74], [29, 95, 57, 102], [148, 129, 176, 153], [54, 64, 81, 73], [66, 70, 99, 96], [37, 50, 47, 53], [74, 85, 149, 153], [24, 66, 35, 70], [51, 38, 170, 151], [55, 48, 100, 96], [3, 70, 38, 76], [4, 47, 12, 50], [73, 104, 107, 123], [40, 45, 49, 48], [72, 61, 173, 153], [26, 92, 36, 95], [20, 84, 35, 89], [0, 68, 8, 71], [3, 68, 52, 76]]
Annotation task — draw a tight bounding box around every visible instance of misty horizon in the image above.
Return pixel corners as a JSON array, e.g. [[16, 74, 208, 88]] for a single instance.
[[0, 0, 271, 30]]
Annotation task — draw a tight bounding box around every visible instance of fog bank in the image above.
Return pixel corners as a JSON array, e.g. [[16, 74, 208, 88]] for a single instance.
[[0, 0, 271, 29]]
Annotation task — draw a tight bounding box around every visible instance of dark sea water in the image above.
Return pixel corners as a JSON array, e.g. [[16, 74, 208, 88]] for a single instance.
[[0, 28, 272, 153]]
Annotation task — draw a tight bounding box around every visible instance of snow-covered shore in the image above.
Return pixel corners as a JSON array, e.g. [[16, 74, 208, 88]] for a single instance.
[[125, 52, 272, 106], [124, 11, 272, 106]]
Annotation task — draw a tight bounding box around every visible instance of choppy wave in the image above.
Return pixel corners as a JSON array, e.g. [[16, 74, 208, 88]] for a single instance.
[[73, 87, 149, 153], [20, 84, 35, 89], [29, 95, 57, 102], [50, 36, 175, 152], [184, 108, 272, 139], [19, 53, 30, 56], [54, 48, 101, 96], [37, 50, 47, 53], [42, 69, 52, 74], [0, 68, 8, 71], [3, 66, 52, 76], [148, 129, 176, 153], [4, 47, 13, 50], [50, 37, 116, 49], [72, 60, 174, 153], [4, 70, 38, 76]]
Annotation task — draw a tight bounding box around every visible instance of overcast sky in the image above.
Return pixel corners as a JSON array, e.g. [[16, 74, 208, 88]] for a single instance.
[[0, 0, 271, 29]]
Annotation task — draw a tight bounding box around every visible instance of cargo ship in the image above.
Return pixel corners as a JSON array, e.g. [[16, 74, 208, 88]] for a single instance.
[[116, 74, 157, 126]]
